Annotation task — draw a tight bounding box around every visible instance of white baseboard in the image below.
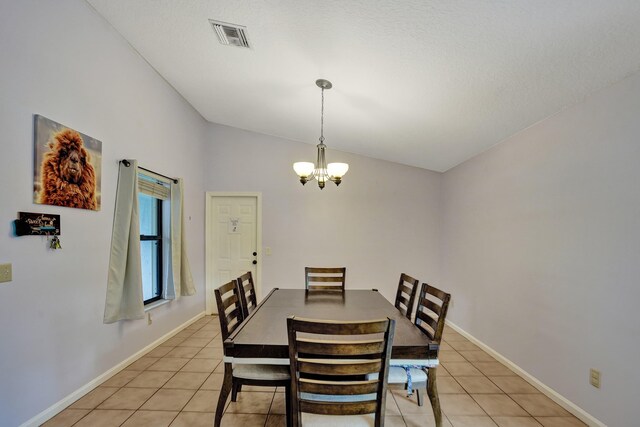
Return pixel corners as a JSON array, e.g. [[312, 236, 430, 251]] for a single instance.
[[445, 320, 606, 427], [20, 311, 206, 427]]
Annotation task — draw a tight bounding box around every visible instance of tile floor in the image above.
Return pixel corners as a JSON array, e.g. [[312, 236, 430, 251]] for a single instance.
[[42, 316, 587, 427]]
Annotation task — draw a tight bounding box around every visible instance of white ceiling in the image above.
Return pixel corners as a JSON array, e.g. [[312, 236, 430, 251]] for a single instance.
[[86, 0, 640, 172]]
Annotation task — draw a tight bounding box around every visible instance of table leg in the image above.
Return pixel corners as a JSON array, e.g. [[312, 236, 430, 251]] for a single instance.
[[427, 367, 442, 427], [215, 362, 233, 427]]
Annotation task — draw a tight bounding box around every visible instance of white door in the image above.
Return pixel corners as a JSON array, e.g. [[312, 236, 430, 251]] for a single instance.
[[206, 193, 261, 314]]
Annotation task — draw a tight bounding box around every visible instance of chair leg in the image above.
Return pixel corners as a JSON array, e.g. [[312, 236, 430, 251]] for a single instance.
[[231, 380, 240, 402], [416, 388, 424, 406], [285, 385, 293, 427], [215, 362, 233, 427], [427, 368, 442, 427]]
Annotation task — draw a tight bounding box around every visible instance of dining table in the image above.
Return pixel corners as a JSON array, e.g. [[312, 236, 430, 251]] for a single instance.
[[214, 288, 440, 426]]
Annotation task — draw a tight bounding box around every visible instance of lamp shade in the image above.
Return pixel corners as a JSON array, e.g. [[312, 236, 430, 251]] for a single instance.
[[293, 162, 315, 178], [327, 162, 349, 178]]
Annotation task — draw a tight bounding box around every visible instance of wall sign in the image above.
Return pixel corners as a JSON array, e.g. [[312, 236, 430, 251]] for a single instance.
[[14, 212, 61, 236]]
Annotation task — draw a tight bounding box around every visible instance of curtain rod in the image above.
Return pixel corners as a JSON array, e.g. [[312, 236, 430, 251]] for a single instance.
[[120, 159, 178, 184]]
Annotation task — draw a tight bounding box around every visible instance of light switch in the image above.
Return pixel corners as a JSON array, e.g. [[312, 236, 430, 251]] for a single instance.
[[0, 263, 12, 283]]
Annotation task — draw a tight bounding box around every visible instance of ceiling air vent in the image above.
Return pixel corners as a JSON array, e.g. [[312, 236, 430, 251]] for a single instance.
[[209, 20, 250, 48]]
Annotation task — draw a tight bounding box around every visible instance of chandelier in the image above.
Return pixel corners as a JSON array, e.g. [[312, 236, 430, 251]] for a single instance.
[[293, 79, 349, 189]]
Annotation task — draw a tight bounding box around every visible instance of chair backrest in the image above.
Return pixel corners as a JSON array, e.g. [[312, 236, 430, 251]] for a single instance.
[[394, 273, 419, 320], [214, 280, 245, 341], [305, 267, 346, 292], [287, 316, 395, 425], [414, 283, 451, 345], [236, 271, 257, 318]]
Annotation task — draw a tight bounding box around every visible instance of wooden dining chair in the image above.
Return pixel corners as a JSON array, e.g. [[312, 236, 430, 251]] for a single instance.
[[214, 281, 291, 426], [304, 267, 346, 293], [387, 283, 451, 427], [287, 316, 395, 427], [394, 273, 419, 320], [236, 271, 257, 318]]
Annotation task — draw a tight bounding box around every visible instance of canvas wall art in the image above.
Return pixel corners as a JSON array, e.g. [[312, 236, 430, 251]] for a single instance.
[[33, 115, 102, 211]]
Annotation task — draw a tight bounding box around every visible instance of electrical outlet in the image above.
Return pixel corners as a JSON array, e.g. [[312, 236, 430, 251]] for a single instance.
[[0, 263, 12, 283], [147, 312, 153, 325], [590, 369, 601, 388]]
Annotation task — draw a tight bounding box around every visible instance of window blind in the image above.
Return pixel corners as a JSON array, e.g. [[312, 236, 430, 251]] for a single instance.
[[138, 173, 170, 200]]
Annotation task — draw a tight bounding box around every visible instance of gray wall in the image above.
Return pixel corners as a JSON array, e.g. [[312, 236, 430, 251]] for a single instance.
[[0, 1, 208, 425], [441, 72, 640, 426]]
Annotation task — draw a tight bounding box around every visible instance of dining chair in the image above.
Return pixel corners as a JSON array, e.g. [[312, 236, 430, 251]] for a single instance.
[[236, 271, 257, 318], [387, 283, 450, 427], [394, 273, 419, 320], [304, 267, 346, 293], [287, 316, 395, 427], [214, 281, 291, 426]]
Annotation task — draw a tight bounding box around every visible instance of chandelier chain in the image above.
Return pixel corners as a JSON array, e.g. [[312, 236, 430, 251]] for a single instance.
[[319, 87, 325, 144]]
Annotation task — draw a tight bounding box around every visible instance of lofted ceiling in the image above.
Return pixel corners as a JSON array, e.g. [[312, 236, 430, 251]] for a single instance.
[[86, 0, 640, 172]]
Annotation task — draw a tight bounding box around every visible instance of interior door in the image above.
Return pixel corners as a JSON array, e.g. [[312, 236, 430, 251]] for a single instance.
[[207, 195, 259, 314]]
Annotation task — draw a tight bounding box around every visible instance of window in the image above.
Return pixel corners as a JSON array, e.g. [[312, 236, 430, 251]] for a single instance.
[[138, 172, 171, 305]]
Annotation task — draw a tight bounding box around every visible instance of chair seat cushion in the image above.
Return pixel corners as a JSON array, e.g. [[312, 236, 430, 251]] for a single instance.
[[301, 413, 375, 427], [387, 366, 428, 384], [232, 364, 290, 380]]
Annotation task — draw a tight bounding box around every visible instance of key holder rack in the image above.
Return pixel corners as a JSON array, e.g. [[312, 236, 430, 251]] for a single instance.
[[14, 212, 62, 250]]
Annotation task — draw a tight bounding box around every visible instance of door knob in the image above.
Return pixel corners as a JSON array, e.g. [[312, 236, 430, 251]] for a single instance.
[[252, 260, 257, 265]]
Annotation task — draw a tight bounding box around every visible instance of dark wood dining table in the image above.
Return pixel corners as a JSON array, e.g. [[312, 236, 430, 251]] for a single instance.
[[215, 288, 440, 426]]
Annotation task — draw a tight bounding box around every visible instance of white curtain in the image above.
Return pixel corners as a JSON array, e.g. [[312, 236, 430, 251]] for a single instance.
[[104, 160, 145, 323], [170, 178, 196, 296]]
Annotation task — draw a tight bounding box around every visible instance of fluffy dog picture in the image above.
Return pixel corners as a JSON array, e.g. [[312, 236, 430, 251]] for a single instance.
[[33, 115, 102, 211]]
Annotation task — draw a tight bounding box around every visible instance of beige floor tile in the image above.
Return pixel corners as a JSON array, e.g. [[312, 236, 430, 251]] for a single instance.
[[391, 390, 434, 415], [74, 409, 134, 427], [240, 385, 276, 392], [162, 337, 186, 347], [41, 408, 90, 427], [225, 391, 275, 414], [214, 362, 226, 373], [448, 415, 497, 426], [441, 362, 484, 377], [173, 331, 195, 339], [473, 362, 516, 377], [509, 395, 570, 417], [265, 414, 286, 427], [490, 377, 539, 394], [385, 415, 407, 426], [269, 391, 286, 414], [182, 389, 220, 412], [386, 391, 402, 416], [443, 332, 468, 342], [194, 347, 223, 359], [163, 371, 209, 389], [148, 357, 191, 372], [200, 373, 224, 390], [121, 410, 178, 427], [448, 341, 481, 352], [98, 387, 157, 410], [439, 350, 467, 363], [459, 350, 496, 362], [439, 342, 454, 351], [140, 389, 196, 411], [146, 346, 174, 358], [472, 394, 528, 416], [220, 413, 267, 427], [101, 370, 140, 387], [439, 394, 486, 416], [125, 371, 175, 388], [493, 416, 543, 427], [179, 338, 211, 348], [191, 329, 219, 339], [535, 416, 587, 426], [436, 377, 467, 394], [126, 357, 160, 371], [169, 411, 215, 427], [456, 376, 503, 394], [207, 339, 224, 348], [180, 358, 220, 373], [69, 387, 120, 409], [437, 366, 452, 377], [165, 346, 201, 358], [402, 412, 452, 427]]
